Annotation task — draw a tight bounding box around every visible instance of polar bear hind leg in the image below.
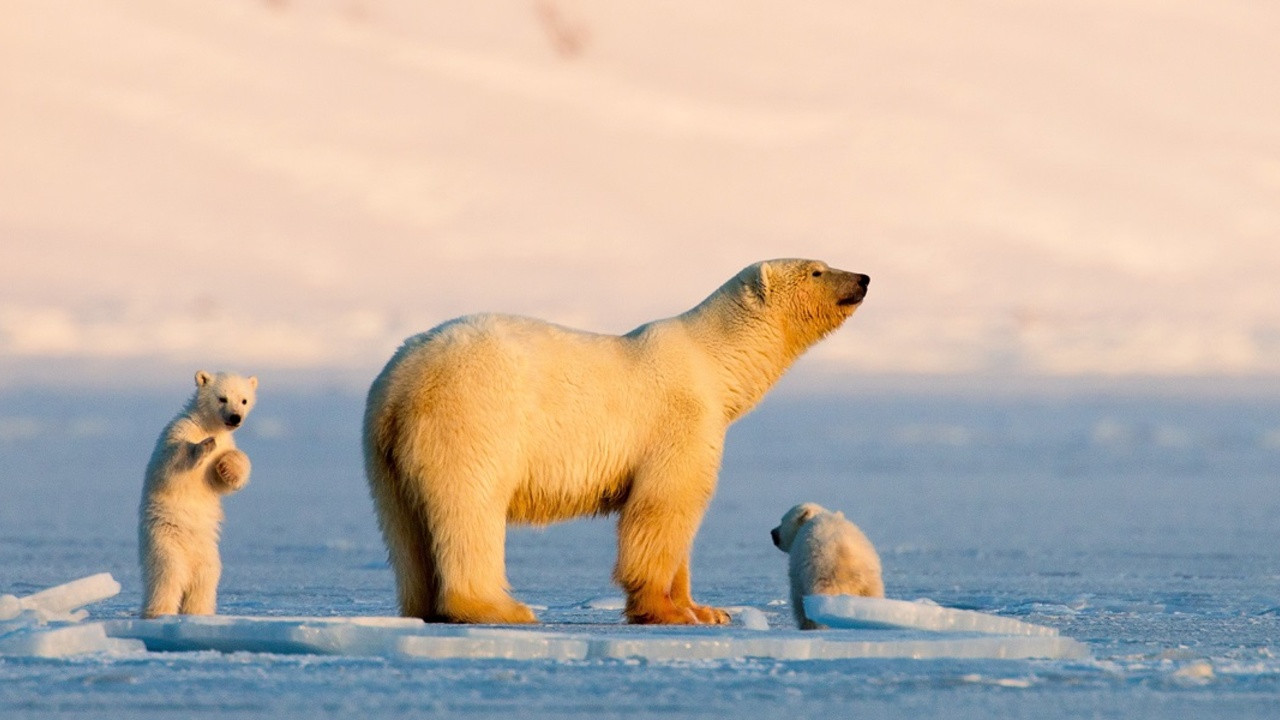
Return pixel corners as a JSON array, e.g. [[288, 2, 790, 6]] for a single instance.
[[180, 553, 221, 615], [142, 539, 190, 618], [428, 485, 537, 624], [366, 413, 442, 620]]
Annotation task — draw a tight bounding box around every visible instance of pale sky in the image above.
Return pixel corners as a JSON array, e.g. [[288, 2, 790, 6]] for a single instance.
[[3, 0, 1278, 388]]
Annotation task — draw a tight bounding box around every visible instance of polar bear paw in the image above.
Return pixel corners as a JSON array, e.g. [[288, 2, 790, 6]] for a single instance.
[[626, 590, 732, 625], [212, 449, 251, 492], [188, 437, 217, 465], [688, 603, 731, 625]]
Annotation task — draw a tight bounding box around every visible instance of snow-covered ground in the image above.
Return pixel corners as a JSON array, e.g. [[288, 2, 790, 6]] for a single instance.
[[1, 383, 1277, 717]]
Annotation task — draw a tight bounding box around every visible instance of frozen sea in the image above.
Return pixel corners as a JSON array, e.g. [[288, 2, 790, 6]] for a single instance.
[[1, 378, 1278, 718]]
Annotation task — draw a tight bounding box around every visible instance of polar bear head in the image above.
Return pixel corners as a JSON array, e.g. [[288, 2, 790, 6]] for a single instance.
[[771, 502, 828, 552], [731, 259, 869, 352], [193, 370, 258, 431]]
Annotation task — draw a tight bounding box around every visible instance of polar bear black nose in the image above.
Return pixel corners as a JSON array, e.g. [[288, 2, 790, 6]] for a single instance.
[[227, 414, 242, 427], [856, 274, 870, 288], [770, 527, 781, 547]]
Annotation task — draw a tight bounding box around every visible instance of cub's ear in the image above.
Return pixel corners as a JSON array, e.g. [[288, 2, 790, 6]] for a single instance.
[[796, 503, 821, 524], [195, 370, 213, 387], [248, 376, 258, 390]]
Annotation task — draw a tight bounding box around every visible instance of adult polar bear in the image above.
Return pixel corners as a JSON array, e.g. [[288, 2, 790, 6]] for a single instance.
[[364, 259, 869, 625]]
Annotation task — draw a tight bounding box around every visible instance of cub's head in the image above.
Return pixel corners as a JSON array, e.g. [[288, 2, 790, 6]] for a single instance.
[[194, 370, 258, 431], [737, 259, 869, 349], [771, 502, 828, 552]]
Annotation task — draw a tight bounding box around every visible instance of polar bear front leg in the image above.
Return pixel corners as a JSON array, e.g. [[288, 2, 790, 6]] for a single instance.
[[211, 449, 251, 492], [185, 437, 217, 470], [615, 452, 725, 625], [616, 500, 698, 624], [671, 559, 730, 625]]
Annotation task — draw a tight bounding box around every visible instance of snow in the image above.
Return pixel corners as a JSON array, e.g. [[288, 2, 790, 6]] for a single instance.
[[727, 606, 770, 632], [1, 386, 1278, 717]]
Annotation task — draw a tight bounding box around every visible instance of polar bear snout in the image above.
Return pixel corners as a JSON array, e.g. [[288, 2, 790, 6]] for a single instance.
[[836, 272, 871, 307], [770, 527, 782, 548], [225, 413, 242, 428]]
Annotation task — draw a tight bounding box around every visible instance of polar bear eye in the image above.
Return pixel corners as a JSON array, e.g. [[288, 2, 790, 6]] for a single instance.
[[241, 399, 248, 405], [811, 270, 824, 278], [218, 396, 228, 404]]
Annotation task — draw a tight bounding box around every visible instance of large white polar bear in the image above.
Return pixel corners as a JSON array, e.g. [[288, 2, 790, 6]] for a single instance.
[[364, 259, 869, 625]]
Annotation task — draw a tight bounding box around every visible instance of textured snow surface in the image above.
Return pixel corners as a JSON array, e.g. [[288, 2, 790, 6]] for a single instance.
[[2, 388, 1278, 718]]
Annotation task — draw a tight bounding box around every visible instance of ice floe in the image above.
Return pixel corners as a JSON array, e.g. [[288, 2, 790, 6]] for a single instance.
[[106, 613, 1087, 661], [1, 573, 143, 657], [3, 575, 1088, 661], [804, 595, 1062, 636]]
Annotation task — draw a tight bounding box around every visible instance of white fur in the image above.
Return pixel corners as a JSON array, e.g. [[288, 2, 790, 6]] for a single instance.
[[364, 259, 869, 624], [772, 502, 884, 629], [139, 370, 257, 618]]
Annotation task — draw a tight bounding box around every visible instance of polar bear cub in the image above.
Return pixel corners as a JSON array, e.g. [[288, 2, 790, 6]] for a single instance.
[[771, 502, 884, 629], [139, 370, 257, 618]]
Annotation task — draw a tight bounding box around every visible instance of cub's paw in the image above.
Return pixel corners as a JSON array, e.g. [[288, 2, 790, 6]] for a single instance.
[[189, 437, 217, 464], [212, 450, 251, 491]]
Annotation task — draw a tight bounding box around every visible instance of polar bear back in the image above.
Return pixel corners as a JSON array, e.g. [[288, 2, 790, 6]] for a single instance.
[[371, 314, 715, 525]]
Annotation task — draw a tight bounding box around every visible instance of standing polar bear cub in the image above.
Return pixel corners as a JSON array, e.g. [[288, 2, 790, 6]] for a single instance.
[[364, 259, 869, 625], [771, 502, 885, 629], [139, 370, 257, 618]]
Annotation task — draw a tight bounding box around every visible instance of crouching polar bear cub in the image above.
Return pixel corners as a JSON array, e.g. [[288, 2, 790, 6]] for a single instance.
[[139, 370, 257, 618], [364, 259, 869, 625], [771, 502, 885, 629]]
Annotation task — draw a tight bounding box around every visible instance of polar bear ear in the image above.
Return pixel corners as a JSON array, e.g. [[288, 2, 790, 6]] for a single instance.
[[746, 261, 772, 305], [247, 376, 258, 390], [195, 370, 213, 387], [796, 503, 821, 523]]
